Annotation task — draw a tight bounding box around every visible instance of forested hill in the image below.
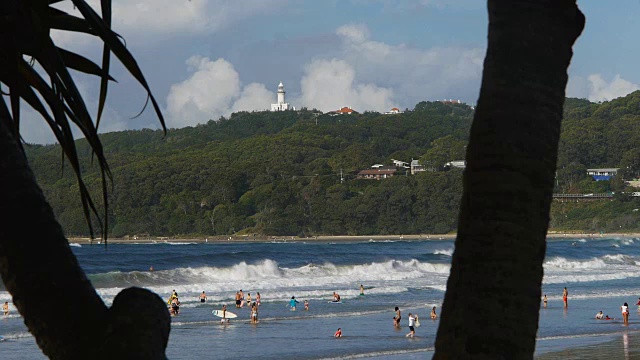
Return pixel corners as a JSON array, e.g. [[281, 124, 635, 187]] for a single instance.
[[25, 93, 640, 237]]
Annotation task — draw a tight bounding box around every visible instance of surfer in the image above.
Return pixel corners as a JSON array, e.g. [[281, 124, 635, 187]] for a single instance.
[[394, 307, 401, 327], [334, 328, 342, 338], [595, 311, 605, 319], [2, 301, 8, 316], [430, 306, 437, 320], [406, 313, 417, 337], [199, 291, 207, 303], [220, 304, 229, 324], [289, 296, 299, 310]]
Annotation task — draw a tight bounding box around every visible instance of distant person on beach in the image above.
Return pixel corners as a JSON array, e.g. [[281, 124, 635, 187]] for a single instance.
[[334, 328, 342, 338], [595, 311, 604, 319], [199, 291, 207, 303], [256, 292, 261, 306], [406, 313, 417, 337], [360, 284, 364, 295], [289, 296, 299, 310], [304, 300, 309, 311], [431, 306, 437, 320], [394, 307, 401, 327], [621, 302, 630, 324], [2, 302, 8, 316], [563, 287, 568, 308], [543, 294, 548, 308]]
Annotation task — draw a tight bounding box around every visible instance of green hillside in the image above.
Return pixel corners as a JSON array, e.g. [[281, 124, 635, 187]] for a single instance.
[[24, 93, 640, 238]]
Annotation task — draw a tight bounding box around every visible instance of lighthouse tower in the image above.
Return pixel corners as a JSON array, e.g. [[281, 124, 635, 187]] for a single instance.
[[271, 81, 293, 111]]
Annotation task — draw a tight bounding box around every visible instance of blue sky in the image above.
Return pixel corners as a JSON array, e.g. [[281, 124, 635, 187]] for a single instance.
[[23, 0, 640, 144]]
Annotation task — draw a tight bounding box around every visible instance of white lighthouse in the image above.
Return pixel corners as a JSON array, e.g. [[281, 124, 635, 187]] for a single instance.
[[271, 81, 293, 111]]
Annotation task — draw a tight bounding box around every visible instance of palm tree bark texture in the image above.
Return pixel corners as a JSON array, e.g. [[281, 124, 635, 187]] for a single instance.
[[434, 1, 584, 359], [0, 119, 170, 358]]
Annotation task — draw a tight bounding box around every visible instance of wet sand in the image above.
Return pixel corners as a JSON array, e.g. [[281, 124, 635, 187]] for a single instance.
[[536, 331, 640, 359]]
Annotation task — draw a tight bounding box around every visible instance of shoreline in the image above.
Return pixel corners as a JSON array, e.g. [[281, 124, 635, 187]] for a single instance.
[[68, 232, 640, 244]]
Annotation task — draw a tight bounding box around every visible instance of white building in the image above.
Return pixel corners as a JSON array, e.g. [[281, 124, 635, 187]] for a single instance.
[[271, 81, 293, 111]]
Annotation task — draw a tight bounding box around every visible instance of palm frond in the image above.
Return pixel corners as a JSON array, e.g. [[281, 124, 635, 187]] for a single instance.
[[0, 0, 167, 243]]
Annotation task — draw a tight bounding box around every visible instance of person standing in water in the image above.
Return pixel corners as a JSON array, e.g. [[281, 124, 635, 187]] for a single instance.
[[543, 294, 548, 308], [250, 302, 258, 324], [199, 291, 207, 303], [394, 307, 401, 327], [563, 287, 568, 308], [246, 293, 252, 305], [406, 313, 417, 337], [289, 296, 299, 310], [256, 292, 261, 306], [334, 328, 342, 338], [360, 284, 364, 296], [220, 304, 229, 324], [621, 302, 630, 324], [430, 306, 437, 320], [304, 300, 309, 311], [2, 301, 9, 316]]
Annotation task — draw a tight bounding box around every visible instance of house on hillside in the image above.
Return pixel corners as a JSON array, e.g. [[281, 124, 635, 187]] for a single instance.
[[357, 165, 398, 180], [587, 168, 619, 181], [445, 160, 466, 169], [391, 159, 409, 168], [384, 107, 402, 114], [411, 159, 427, 174], [328, 106, 358, 116]]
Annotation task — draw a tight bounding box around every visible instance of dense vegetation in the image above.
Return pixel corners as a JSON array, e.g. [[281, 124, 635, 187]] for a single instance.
[[25, 92, 640, 238]]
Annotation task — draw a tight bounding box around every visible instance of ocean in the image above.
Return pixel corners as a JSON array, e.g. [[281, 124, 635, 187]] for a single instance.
[[1, 237, 640, 359]]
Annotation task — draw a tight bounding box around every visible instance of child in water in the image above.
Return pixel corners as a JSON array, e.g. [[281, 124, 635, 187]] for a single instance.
[[334, 328, 342, 338], [304, 300, 309, 311]]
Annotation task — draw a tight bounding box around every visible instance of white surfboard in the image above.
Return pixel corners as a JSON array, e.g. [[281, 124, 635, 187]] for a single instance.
[[328, 300, 342, 304], [212, 310, 237, 318]]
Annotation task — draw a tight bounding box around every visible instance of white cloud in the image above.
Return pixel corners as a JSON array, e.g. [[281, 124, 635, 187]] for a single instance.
[[111, 0, 287, 36], [231, 83, 272, 114], [333, 24, 484, 107], [166, 56, 273, 128], [50, 0, 287, 43], [587, 74, 640, 102], [297, 59, 394, 112]]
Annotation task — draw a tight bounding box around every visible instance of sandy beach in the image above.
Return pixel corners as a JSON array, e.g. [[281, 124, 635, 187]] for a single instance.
[[68, 232, 640, 245]]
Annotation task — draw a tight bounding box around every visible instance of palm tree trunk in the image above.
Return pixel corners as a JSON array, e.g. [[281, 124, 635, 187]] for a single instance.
[[434, 1, 584, 358], [0, 119, 170, 358]]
